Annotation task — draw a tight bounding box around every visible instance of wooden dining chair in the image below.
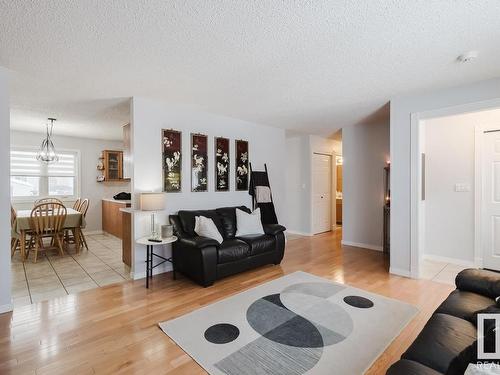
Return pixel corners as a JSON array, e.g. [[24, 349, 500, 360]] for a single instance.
[[11, 205, 19, 257], [77, 199, 90, 249], [72, 198, 81, 210], [35, 197, 64, 205], [29, 202, 67, 262], [65, 199, 90, 250]]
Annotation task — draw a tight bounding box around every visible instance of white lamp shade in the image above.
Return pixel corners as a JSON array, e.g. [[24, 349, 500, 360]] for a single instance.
[[140, 192, 166, 211]]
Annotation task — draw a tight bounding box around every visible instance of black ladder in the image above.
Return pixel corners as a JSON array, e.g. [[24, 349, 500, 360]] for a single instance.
[[248, 163, 278, 224]]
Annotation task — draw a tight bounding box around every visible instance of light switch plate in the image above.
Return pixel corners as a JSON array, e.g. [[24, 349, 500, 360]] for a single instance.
[[455, 183, 471, 192]]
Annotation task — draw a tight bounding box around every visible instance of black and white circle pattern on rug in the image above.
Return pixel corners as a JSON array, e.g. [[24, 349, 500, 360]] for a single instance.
[[204, 323, 240, 344], [343, 295, 374, 308]]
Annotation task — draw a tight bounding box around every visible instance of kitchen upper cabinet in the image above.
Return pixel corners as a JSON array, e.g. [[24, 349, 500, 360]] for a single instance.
[[103, 150, 123, 181]]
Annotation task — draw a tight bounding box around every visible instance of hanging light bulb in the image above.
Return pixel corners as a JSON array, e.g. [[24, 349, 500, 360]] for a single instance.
[[36, 118, 59, 163]]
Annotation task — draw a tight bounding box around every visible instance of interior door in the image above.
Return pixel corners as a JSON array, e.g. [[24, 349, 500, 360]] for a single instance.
[[312, 153, 332, 234], [482, 130, 500, 271]]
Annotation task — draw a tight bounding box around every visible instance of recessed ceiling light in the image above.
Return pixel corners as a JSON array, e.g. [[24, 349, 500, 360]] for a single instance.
[[457, 51, 478, 63]]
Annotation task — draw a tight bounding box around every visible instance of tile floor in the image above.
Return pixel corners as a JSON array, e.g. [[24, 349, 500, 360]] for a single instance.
[[419, 258, 468, 285], [11, 233, 131, 307]]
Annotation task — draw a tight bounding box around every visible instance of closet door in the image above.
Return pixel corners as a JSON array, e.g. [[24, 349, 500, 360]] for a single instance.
[[312, 153, 332, 234]]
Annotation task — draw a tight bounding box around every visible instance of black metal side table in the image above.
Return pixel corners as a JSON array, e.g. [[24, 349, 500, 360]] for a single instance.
[[137, 236, 177, 288]]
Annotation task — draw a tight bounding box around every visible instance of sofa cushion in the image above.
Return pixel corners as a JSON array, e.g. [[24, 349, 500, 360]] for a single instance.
[[178, 209, 224, 237], [402, 313, 477, 373], [237, 234, 275, 256], [387, 360, 442, 375], [217, 239, 250, 264], [216, 206, 250, 239], [456, 269, 500, 299], [435, 289, 495, 322]]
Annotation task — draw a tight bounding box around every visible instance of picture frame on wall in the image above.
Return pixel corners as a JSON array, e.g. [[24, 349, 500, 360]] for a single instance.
[[162, 129, 182, 192], [235, 139, 249, 191], [191, 133, 208, 192], [215, 137, 230, 191]]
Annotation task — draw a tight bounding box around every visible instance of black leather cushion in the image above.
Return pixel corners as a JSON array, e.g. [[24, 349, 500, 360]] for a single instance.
[[402, 313, 477, 373], [237, 234, 275, 256], [446, 326, 500, 375], [177, 209, 224, 237], [456, 269, 500, 299], [178, 236, 219, 249], [263, 224, 286, 236], [217, 239, 250, 264], [216, 206, 250, 239], [435, 289, 495, 322], [387, 360, 441, 375]]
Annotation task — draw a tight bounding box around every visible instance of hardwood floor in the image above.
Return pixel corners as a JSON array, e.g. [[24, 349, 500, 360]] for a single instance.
[[0, 229, 454, 375]]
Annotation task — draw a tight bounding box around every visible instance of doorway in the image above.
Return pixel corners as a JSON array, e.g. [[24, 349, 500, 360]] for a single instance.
[[411, 106, 500, 279], [312, 153, 332, 234]]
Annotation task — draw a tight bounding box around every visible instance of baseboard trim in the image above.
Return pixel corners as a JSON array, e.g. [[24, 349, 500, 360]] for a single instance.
[[389, 267, 412, 278], [422, 254, 475, 268], [286, 230, 314, 237], [0, 303, 13, 314], [83, 230, 104, 235], [341, 240, 383, 252]]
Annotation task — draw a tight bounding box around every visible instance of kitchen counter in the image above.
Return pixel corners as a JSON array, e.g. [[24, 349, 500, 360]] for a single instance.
[[102, 199, 132, 239], [102, 198, 131, 204]]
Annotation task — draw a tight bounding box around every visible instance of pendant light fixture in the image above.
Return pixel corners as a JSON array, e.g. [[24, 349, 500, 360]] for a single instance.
[[36, 118, 59, 163]]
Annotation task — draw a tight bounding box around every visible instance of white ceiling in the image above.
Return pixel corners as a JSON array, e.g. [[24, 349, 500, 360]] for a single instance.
[[1, 0, 500, 140]]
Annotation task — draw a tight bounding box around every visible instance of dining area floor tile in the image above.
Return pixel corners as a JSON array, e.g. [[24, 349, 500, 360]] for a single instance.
[[10, 233, 129, 307]]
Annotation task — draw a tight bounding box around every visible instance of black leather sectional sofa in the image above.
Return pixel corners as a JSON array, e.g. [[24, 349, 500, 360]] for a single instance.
[[387, 269, 500, 374], [169, 206, 286, 287]]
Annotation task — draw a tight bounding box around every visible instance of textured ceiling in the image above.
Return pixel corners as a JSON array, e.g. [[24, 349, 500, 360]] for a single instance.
[[1, 0, 500, 140]]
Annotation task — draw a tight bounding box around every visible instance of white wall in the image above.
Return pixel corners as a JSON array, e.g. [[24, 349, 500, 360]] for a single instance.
[[0, 68, 12, 313], [390, 77, 500, 276], [284, 134, 341, 235], [423, 109, 500, 264], [10, 131, 130, 232], [342, 122, 389, 250], [423, 115, 475, 263], [130, 97, 286, 278]]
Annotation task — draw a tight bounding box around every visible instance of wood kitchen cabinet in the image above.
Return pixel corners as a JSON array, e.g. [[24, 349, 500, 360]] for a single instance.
[[102, 199, 131, 239], [103, 150, 123, 181]]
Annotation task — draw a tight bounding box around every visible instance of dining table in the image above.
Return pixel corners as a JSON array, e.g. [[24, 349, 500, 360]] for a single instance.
[[12, 208, 85, 261]]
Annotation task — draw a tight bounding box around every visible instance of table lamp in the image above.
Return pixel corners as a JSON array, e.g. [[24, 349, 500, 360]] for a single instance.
[[140, 192, 166, 240]]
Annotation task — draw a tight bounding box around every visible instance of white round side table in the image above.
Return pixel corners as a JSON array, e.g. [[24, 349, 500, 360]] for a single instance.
[[136, 236, 177, 288]]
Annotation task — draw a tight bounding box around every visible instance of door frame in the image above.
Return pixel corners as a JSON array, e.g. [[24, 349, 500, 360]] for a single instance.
[[409, 98, 500, 278], [311, 152, 336, 234]]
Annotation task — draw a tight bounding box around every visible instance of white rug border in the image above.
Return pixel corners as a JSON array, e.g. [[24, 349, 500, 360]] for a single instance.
[[158, 270, 419, 374]]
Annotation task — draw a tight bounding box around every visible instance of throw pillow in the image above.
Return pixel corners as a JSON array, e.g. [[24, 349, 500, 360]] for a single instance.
[[194, 216, 223, 244], [236, 208, 264, 236]]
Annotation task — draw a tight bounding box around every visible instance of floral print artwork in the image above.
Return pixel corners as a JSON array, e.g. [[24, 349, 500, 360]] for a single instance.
[[236, 140, 249, 191], [162, 129, 182, 192], [192, 134, 208, 192], [215, 137, 230, 191]]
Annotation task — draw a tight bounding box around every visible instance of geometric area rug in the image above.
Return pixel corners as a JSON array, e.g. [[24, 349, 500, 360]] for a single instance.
[[159, 271, 418, 375]]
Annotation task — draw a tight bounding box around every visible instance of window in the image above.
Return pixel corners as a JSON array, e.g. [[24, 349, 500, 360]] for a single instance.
[[10, 148, 79, 201]]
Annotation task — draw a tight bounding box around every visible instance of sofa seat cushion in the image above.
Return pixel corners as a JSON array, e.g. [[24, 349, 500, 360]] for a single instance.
[[217, 239, 250, 264], [237, 234, 275, 256], [435, 289, 495, 322], [402, 313, 477, 374], [387, 360, 442, 375]]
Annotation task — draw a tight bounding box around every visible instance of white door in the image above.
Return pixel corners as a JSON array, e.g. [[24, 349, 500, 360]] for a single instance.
[[312, 153, 332, 234], [482, 130, 500, 271]]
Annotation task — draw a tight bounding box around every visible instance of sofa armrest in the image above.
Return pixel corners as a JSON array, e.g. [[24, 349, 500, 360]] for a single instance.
[[455, 268, 500, 299], [263, 224, 286, 236], [179, 236, 220, 249]]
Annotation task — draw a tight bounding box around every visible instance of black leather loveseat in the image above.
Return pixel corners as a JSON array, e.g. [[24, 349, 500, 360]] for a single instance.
[[169, 206, 286, 287], [387, 269, 500, 374]]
